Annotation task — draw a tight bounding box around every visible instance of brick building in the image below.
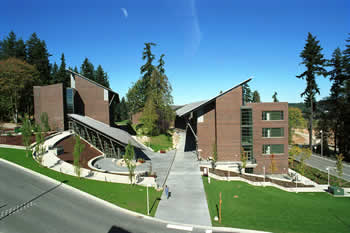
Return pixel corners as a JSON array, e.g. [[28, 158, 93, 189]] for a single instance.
[[175, 78, 288, 174]]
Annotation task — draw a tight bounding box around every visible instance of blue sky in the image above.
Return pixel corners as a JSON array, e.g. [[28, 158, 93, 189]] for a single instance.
[[1, 0, 349, 105]]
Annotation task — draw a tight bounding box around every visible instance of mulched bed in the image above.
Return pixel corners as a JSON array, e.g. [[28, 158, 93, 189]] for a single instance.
[[56, 136, 102, 169], [0, 132, 55, 146]]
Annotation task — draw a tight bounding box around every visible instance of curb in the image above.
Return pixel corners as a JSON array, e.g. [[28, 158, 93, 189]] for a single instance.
[[0, 157, 269, 233]]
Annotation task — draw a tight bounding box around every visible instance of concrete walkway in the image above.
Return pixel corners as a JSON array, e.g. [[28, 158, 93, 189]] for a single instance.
[[155, 132, 212, 226]]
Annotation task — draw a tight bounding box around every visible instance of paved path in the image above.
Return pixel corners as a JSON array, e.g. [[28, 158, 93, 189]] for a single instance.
[[296, 153, 350, 182], [155, 132, 212, 226]]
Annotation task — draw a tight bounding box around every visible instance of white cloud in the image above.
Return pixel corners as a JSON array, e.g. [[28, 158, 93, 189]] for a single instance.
[[121, 8, 128, 18]]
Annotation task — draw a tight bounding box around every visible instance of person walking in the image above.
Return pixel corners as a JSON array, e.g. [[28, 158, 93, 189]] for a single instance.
[[165, 185, 169, 199]]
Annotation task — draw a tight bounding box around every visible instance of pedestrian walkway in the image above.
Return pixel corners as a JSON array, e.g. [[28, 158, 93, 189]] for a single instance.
[[155, 132, 212, 226]]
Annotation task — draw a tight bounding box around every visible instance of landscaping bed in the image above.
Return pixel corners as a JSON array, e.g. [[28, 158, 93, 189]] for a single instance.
[[202, 176, 350, 233], [56, 135, 102, 169], [0, 132, 55, 146], [0, 148, 162, 216], [290, 160, 350, 187]]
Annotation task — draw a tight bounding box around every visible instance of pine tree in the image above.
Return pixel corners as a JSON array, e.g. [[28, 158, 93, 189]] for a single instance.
[[56, 53, 70, 87], [252, 90, 261, 103], [296, 32, 327, 150], [81, 58, 95, 81], [0, 31, 26, 60], [242, 83, 252, 104], [26, 33, 51, 85], [272, 92, 279, 102], [95, 65, 110, 88], [50, 62, 58, 84], [73, 66, 79, 73]]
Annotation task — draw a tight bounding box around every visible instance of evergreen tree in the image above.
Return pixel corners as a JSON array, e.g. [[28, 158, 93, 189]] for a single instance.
[[272, 91, 279, 102], [95, 65, 110, 88], [296, 32, 327, 150], [26, 33, 51, 85], [81, 58, 95, 81], [50, 62, 58, 84], [157, 54, 165, 74], [73, 66, 79, 73], [56, 53, 70, 87], [252, 90, 261, 103], [0, 31, 26, 60], [242, 83, 252, 103]]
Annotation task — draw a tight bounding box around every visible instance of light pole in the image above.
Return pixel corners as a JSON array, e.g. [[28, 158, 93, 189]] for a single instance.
[[320, 130, 323, 157], [263, 166, 266, 186], [147, 184, 150, 215], [326, 167, 330, 186]]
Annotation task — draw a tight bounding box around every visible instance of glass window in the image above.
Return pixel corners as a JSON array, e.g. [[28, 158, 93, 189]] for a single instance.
[[242, 145, 253, 161], [262, 144, 284, 154], [262, 128, 284, 137], [262, 111, 283, 120], [241, 127, 253, 144], [241, 108, 252, 126], [66, 88, 74, 114]]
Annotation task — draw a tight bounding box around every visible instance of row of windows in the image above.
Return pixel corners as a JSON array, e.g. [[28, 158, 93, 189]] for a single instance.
[[262, 111, 284, 120], [262, 144, 284, 154], [262, 128, 284, 137]]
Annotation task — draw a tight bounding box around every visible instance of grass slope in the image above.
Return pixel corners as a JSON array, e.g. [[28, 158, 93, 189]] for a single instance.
[[0, 148, 162, 216], [202, 176, 350, 233], [150, 134, 172, 152]]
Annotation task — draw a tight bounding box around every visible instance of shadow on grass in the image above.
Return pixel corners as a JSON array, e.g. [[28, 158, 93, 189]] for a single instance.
[[149, 197, 161, 214]]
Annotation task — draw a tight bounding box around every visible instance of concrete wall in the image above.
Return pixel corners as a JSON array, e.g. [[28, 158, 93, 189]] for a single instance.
[[215, 87, 243, 161], [247, 102, 289, 174], [33, 84, 65, 131], [74, 75, 110, 125]]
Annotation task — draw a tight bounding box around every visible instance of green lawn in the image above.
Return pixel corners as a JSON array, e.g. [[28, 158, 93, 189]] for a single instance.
[[202, 176, 350, 233], [150, 134, 173, 152], [0, 148, 162, 216]]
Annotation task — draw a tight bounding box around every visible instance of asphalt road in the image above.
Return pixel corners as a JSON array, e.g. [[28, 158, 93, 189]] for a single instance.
[[0, 161, 224, 233], [295, 153, 350, 182]]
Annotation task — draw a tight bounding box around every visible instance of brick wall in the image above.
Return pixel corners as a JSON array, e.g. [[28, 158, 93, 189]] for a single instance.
[[33, 84, 65, 131], [215, 87, 242, 161], [247, 102, 289, 174], [197, 103, 216, 159], [74, 75, 110, 125]]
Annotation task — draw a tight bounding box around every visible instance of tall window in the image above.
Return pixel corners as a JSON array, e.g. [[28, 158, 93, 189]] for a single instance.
[[262, 144, 284, 154], [66, 88, 75, 114], [241, 108, 253, 161], [262, 111, 283, 120], [262, 128, 284, 137]]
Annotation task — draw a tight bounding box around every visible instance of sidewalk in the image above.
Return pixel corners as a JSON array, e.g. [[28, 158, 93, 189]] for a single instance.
[[155, 132, 212, 226]]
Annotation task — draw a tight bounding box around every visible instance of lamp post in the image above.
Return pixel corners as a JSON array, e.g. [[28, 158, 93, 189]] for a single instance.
[[326, 167, 330, 186], [263, 166, 266, 185], [147, 184, 151, 215], [320, 130, 323, 157]]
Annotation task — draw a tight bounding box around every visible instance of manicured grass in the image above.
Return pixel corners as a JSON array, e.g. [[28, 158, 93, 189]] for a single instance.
[[0, 148, 162, 216], [291, 160, 350, 187], [150, 134, 172, 152], [202, 176, 350, 233]]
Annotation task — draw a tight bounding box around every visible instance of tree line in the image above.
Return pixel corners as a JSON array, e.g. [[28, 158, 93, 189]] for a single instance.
[[296, 32, 350, 161], [0, 31, 111, 122]]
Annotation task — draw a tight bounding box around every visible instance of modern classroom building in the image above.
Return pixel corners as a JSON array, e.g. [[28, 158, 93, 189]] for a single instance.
[[175, 79, 289, 174], [33, 70, 140, 158]]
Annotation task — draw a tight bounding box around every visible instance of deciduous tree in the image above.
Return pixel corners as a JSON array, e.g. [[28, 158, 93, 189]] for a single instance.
[[252, 90, 261, 103]]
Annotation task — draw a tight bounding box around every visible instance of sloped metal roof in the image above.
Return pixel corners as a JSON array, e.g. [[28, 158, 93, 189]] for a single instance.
[[176, 78, 252, 117], [68, 114, 141, 148]]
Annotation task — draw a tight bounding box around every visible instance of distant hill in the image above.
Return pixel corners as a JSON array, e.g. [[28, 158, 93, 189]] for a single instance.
[[289, 102, 307, 112]]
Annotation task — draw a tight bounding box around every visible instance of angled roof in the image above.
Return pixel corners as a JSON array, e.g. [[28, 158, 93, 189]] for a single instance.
[[68, 114, 142, 148], [176, 78, 252, 117], [66, 69, 119, 96]]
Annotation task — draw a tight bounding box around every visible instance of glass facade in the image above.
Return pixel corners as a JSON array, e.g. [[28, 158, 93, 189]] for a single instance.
[[262, 144, 284, 154], [66, 88, 75, 114], [262, 128, 284, 137], [241, 108, 253, 161], [262, 111, 284, 120]]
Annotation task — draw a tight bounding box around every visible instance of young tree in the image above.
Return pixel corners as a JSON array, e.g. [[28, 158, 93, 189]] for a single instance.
[[26, 33, 51, 85], [288, 107, 306, 144], [81, 58, 95, 81], [240, 147, 248, 172], [0, 58, 39, 123], [73, 135, 85, 178], [272, 92, 279, 102], [252, 90, 261, 103], [34, 124, 45, 165], [288, 145, 302, 168], [298, 148, 312, 176], [296, 32, 327, 151], [124, 142, 136, 184], [21, 115, 32, 157], [270, 154, 277, 174]]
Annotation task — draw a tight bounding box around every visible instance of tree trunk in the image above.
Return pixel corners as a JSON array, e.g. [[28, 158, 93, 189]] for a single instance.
[[309, 98, 313, 151]]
